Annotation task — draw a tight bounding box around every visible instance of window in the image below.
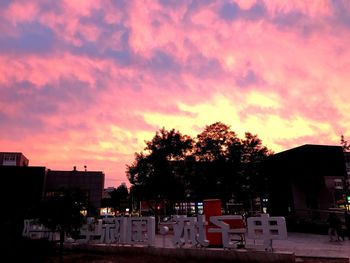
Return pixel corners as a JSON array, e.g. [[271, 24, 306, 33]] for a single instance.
[[2, 154, 17, 165], [334, 179, 344, 190], [4, 154, 16, 161]]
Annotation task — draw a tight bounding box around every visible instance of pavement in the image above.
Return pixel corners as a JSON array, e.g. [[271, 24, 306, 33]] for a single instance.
[[155, 232, 350, 261], [250, 232, 350, 260]]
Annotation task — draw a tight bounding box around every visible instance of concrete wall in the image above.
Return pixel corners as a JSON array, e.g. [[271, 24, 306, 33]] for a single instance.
[[68, 245, 295, 263]]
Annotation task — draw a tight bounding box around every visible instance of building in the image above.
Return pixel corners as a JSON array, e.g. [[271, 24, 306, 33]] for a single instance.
[[103, 187, 116, 199], [0, 165, 46, 210], [0, 165, 46, 238], [0, 156, 46, 212], [0, 152, 29, 166], [344, 152, 350, 176], [263, 144, 348, 232], [1, 151, 106, 242], [45, 166, 105, 214]]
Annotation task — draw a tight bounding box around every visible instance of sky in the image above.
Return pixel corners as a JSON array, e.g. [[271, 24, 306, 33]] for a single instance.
[[1, 0, 350, 188]]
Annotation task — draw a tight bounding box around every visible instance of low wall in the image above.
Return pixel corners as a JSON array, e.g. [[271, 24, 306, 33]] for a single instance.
[[298, 256, 349, 263], [67, 244, 295, 263]]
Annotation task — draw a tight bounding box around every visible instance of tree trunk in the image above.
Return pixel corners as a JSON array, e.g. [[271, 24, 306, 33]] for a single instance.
[[59, 229, 64, 263]]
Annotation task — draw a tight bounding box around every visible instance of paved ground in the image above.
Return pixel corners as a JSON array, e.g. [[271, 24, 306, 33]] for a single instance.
[[54, 232, 350, 262], [155, 232, 350, 262], [258, 232, 350, 259]]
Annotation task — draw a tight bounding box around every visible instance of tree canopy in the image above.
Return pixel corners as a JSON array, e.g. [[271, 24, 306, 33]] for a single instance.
[[340, 134, 350, 152], [126, 122, 273, 213], [32, 188, 88, 263], [195, 122, 239, 161]]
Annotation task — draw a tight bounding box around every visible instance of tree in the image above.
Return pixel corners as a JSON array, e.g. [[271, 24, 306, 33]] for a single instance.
[[126, 128, 193, 212], [236, 132, 273, 211], [340, 134, 350, 152], [195, 122, 239, 161], [145, 128, 194, 161], [35, 189, 87, 263], [110, 183, 129, 214], [193, 124, 272, 206], [192, 122, 240, 201], [126, 123, 272, 214]]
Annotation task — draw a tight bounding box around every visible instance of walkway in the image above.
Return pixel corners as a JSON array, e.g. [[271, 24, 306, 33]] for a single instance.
[[260, 232, 350, 260], [155, 232, 350, 262]]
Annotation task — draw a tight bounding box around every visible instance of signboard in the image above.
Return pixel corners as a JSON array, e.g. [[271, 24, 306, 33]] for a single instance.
[[23, 213, 287, 250]]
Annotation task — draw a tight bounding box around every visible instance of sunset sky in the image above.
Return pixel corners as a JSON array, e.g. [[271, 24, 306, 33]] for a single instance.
[[1, 0, 350, 187]]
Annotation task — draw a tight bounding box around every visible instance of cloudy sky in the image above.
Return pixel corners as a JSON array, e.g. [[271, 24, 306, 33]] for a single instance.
[[1, 0, 350, 187]]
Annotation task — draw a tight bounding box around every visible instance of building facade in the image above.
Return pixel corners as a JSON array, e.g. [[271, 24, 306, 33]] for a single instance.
[[0, 152, 29, 166], [263, 144, 348, 232], [45, 167, 105, 214], [1, 152, 106, 217], [0, 165, 46, 235]]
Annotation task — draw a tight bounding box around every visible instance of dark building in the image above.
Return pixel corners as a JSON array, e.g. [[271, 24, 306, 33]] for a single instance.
[[0, 165, 46, 239], [263, 144, 348, 232], [0, 153, 42, 214], [0, 165, 46, 213], [0, 152, 29, 166], [1, 152, 106, 216], [45, 167, 105, 213], [344, 151, 350, 176], [0, 151, 106, 259]]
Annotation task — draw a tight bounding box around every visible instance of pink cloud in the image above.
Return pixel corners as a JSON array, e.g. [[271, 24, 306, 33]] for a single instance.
[[1, 0, 350, 187], [5, 1, 39, 25]]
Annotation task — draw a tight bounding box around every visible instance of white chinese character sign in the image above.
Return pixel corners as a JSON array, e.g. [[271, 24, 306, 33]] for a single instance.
[[171, 215, 208, 247], [247, 214, 287, 251], [23, 213, 287, 250], [208, 215, 246, 249]]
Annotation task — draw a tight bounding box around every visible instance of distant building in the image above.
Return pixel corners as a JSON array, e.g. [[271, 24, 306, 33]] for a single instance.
[[263, 144, 348, 232], [344, 152, 350, 176], [45, 167, 105, 214], [1, 151, 106, 220], [0, 152, 29, 166], [103, 187, 116, 199]]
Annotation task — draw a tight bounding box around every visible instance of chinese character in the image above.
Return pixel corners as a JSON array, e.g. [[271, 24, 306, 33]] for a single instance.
[[172, 215, 208, 247], [126, 217, 155, 246], [247, 214, 287, 251], [208, 215, 246, 249], [100, 217, 127, 244]]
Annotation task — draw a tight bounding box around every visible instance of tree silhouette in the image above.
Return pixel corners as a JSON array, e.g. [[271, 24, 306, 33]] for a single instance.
[[127, 128, 193, 213], [110, 183, 129, 214], [340, 134, 350, 152], [236, 132, 273, 210], [195, 122, 239, 161], [36, 189, 87, 263], [126, 123, 272, 213]]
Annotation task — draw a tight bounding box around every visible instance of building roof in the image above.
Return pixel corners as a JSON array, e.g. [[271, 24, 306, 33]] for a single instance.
[[0, 152, 29, 166], [265, 144, 347, 178]]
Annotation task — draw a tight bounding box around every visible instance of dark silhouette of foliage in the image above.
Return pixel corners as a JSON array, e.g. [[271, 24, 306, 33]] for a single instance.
[[35, 189, 88, 263], [195, 122, 240, 161], [126, 123, 272, 213], [101, 183, 130, 214], [110, 183, 129, 214], [234, 132, 273, 209], [341, 134, 350, 152], [127, 128, 193, 211]]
